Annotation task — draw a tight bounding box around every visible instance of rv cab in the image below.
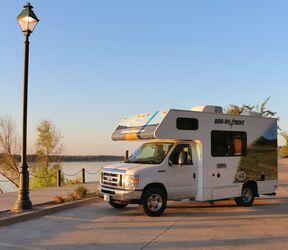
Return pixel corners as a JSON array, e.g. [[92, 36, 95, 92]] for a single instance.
[[125, 140, 199, 200]]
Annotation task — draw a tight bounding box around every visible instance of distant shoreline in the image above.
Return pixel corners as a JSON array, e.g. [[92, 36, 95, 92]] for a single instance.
[[62, 155, 124, 162]]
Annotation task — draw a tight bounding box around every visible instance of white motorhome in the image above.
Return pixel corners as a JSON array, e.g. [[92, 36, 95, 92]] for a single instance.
[[100, 105, 278, 216]]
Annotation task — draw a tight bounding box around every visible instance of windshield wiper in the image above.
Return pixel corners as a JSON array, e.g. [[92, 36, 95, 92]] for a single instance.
[[132, 160, 146, 164], [124, 160, 143, 164], [124, 159, 161, 164], [145, 160, 159, 164]]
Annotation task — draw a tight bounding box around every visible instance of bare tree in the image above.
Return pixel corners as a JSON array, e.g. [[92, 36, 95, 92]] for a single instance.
[[0, 116, 20, 187], [225, 97, 277, 119], [225, 104, 254, 115], [256, 97, 277, 118]]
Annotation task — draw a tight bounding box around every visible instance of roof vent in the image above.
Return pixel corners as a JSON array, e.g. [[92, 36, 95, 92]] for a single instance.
[[191, 105, 223, 113], [240, 111, 262, 117]]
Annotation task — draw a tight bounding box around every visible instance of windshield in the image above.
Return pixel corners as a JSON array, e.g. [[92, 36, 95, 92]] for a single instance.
[[126, 142, 174, 164]]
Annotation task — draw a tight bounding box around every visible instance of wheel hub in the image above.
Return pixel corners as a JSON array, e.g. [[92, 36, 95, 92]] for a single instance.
[[148, 194, 162, 211], [242, 188, 252, 203]]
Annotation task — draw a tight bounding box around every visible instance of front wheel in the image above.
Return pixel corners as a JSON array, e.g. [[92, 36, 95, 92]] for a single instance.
[[109, 201, 128, 209], [139, 187, 167, 217], [235, 185, 255, 207]]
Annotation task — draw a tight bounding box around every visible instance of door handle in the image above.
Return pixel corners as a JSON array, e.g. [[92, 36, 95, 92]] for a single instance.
[[193, 173, 196, 179], [157, 170, 166, 173]]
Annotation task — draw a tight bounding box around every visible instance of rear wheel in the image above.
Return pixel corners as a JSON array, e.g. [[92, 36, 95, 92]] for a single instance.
[[235, 185, 255, 207], [109, 201, 128, 209], [139, 187, 167, 217]]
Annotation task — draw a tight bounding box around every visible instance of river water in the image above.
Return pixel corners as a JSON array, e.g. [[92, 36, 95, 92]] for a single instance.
[[0, 161, 120, 193]]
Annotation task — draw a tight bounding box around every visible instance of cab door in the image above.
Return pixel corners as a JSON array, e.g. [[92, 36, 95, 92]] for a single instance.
[[166, 144, 197, 199]]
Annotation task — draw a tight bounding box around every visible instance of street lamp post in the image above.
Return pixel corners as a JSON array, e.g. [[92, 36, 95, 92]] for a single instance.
[[13, 3, 39, 211]]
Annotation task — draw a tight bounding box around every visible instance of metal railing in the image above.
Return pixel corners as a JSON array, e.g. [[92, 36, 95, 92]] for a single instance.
[[0, 168, 102, 186], [0, 150, 130, 187], [56, 168, 103, 187]]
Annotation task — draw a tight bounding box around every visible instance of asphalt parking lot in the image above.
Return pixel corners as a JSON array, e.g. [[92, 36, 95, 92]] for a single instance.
[[0, 159, 287, 250]]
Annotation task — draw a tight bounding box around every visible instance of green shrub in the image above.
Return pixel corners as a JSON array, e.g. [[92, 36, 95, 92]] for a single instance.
[[30, 164, 63, 189], [74, 185, 88, 199], [67, 192, 77, 201]]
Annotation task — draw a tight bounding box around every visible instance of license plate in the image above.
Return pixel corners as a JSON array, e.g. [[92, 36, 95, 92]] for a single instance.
[[104, 194, 111, 202]]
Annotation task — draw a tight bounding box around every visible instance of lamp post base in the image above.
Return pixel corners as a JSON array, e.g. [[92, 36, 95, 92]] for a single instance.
[[12, 162, 33, 212], [12, 190, 32, 212]]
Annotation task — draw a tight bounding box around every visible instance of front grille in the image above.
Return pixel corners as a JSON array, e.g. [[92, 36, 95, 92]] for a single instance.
[[102, 172, 123, 188]]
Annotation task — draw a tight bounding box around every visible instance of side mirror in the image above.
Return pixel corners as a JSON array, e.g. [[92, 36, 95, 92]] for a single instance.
[[178, 151, 187, 167]]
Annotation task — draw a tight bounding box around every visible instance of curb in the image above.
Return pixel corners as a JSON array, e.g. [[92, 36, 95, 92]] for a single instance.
[[0, 197, 99, 228]]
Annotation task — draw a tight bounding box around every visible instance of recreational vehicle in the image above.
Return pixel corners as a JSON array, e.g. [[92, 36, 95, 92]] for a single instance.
[[99, 105, 278, 216]]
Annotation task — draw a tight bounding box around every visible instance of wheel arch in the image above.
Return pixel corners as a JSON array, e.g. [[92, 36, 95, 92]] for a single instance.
[[141, 182, 168, 201], [243, 180, 259, 197]]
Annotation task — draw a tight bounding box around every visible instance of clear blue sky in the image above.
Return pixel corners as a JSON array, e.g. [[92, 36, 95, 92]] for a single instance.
[[0, 1, 287, 155]]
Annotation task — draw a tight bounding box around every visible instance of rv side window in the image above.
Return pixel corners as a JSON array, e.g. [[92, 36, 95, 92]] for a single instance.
[[176, 118, 198, 130], [211, 131, 247, 157]]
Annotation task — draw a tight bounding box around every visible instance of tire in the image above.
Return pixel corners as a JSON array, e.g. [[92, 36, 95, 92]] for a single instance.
[[235, 185, 255, 207], [109, 201, 128, 209], [139, 187, 167, 217]]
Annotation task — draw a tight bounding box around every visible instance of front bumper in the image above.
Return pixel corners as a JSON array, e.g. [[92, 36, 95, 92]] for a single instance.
[[99, 185, 142, 204]]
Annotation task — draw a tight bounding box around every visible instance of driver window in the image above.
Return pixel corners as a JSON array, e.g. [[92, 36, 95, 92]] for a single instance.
[[169, 144, 193, 165]]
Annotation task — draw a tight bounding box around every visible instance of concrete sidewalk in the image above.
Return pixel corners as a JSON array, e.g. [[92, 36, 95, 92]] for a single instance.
[[0, 182, 98, 212]]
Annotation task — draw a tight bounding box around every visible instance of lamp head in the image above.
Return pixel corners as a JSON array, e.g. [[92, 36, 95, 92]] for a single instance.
[[17, 3, 39, 34]]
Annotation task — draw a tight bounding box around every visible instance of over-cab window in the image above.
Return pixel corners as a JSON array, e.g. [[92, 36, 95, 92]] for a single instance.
[[211, 131, 247, 157], [176, 118, 198, 130]]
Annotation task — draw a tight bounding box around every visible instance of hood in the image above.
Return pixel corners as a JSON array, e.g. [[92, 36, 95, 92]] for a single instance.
[[102, 162, 158, 174]]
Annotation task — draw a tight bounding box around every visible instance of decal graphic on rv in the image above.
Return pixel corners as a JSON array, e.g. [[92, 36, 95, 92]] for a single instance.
[[235, 122, 278, 183], [111, 111, 168, 140], [214, 118, 245, 127]]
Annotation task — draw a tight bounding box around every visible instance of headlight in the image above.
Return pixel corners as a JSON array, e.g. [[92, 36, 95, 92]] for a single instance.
[[124, 174, 139, 190]]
